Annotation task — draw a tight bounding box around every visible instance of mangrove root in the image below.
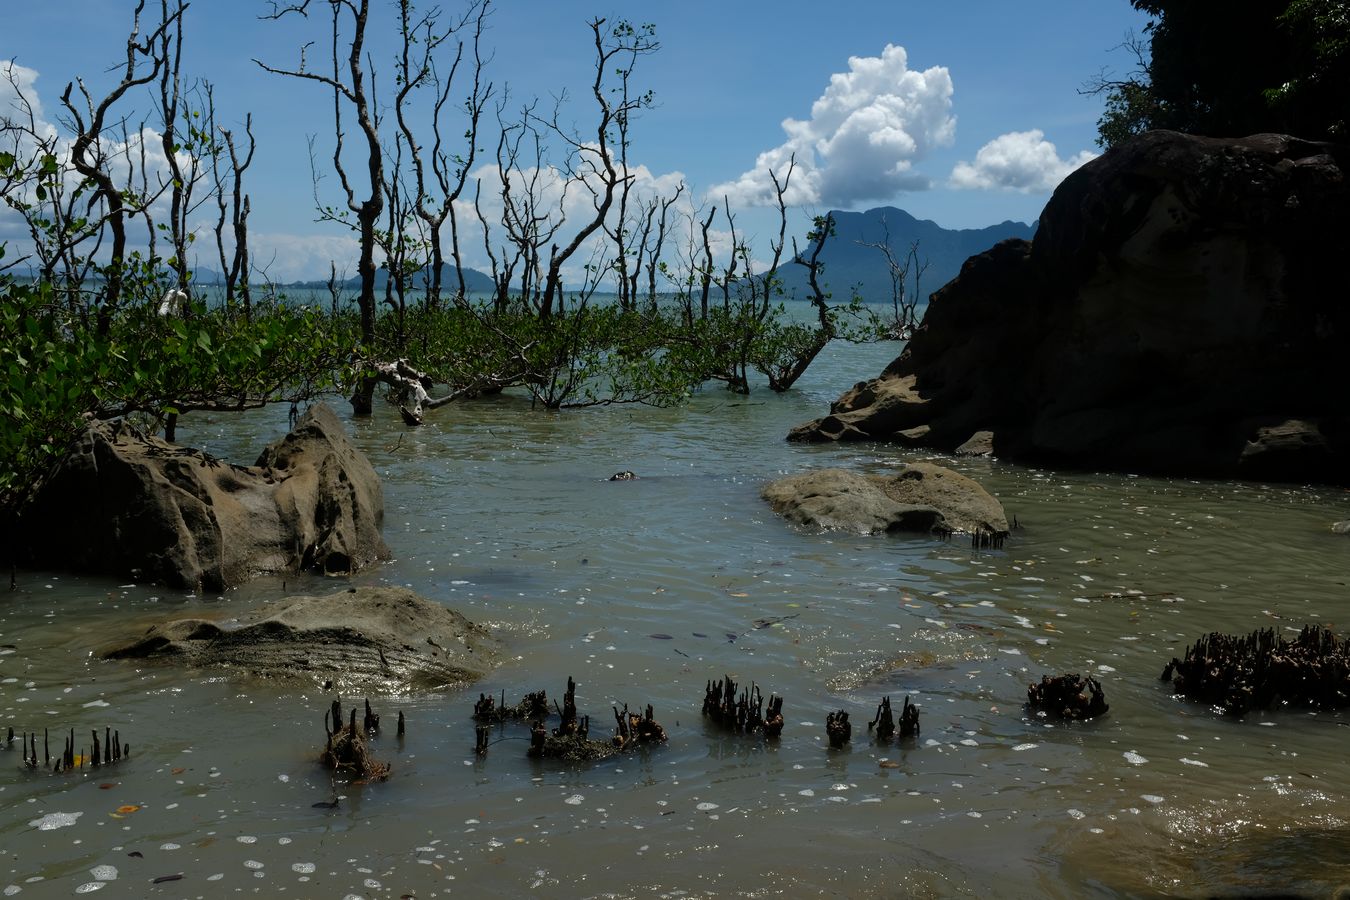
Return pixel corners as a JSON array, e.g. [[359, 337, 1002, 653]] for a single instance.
[[702, 675, 783, 737], [868, 695, 920, 742], [320, 698, 390, 782], [526, 678, 666, 761], [1027, 673, 1109, 720], [1161, 625, 1350, 716], [826, 709, 852, 748], [16, 726, 128, 773], [473, 689, 549, 723]]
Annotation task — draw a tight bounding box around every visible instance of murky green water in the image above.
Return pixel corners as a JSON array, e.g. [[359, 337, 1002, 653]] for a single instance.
[[4, 336, 1350, 898]]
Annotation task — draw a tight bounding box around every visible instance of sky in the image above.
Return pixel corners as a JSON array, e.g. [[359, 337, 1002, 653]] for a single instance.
[[1, 0, 1150, 284]]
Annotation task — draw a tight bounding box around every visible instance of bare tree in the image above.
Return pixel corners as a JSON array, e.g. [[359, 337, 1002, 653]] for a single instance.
[[206, 83, 256, 318], [155, 0, 213, 294], [257, 0, 385, 413], [857, 217, 927, 339], [59, 0, 184, 334], [392, 0, 492, 310], [534, 18, 658, 319]]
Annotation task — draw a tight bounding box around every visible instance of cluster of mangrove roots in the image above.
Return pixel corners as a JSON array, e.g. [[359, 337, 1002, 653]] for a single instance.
[[497, 677, 668, 762], [320, 698, 393, 782], [1027, 674, 1109, 720], [702, 675, 784, 737], [1161, 625, 1350, 716], [612, 704, 667, 750], [9, 727, 127, 773], [826, 710, 852, 748], [473, 689, 549, 723], [867, 696, 920, 742], [969, 530, 1007, 550]]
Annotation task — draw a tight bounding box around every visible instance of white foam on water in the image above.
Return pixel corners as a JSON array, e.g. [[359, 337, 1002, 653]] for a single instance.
[[28, 812, 82, 831]]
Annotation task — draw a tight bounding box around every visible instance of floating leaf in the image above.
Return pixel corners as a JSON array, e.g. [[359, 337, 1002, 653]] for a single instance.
[[152, 874, 183, 884], [692, 633, 707, 638], [649, 633, 672, 640], [729, 592, 749, 598], [98, 783, 117, 790], [171, 767, 186, 775]]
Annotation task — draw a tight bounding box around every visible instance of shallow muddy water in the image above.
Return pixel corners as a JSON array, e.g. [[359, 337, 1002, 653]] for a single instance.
[[4, 335, 1350, 898]]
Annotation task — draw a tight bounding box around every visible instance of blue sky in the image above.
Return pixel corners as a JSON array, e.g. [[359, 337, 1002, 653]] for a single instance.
[[2, 1, 1149, 282]]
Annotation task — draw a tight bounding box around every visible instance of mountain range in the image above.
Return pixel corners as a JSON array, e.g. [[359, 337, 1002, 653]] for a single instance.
[[778, 207, 1037, 305], [186, 208, 1034, 303]]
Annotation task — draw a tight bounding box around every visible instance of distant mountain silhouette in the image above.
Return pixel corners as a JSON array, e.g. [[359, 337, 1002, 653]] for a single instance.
[[273, 263, 496, 293], [778, 207, 1036, 305]]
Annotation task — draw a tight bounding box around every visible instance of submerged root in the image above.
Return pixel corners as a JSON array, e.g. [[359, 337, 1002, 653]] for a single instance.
[[473, 689, 550, 723], [702, 674, 783, 737], [1161, 625, 1350, 716], [320, 698, 390, 782], [1027, 673, 1109, 720]]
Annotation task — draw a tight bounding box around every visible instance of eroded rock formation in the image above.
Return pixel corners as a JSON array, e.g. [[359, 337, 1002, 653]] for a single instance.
[[21, 403, 389, 589], [761, 462, 1008, 537], [104, 586, 500, 693]]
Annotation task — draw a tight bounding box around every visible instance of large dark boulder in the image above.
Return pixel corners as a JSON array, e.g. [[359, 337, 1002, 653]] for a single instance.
[[791, 131, 1350, 483], [104, 586, 500, 693], [20, 404, 390, 589]]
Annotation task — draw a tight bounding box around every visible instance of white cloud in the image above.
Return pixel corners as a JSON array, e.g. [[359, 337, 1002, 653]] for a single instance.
[[244, 232, 361, 284], [949, 129, 1096, 193], [712, 44, 955, 209], [0, 59, 56, 142]]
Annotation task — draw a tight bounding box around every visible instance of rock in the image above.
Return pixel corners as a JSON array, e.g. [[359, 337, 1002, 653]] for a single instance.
[[103, 586, 500, 693], [790, 132, 1350, 484], [955, 430, 996, 457], [1332, 521, 1350, 535], [20, 403, 390, 590], [760, 463, 1007, 537]]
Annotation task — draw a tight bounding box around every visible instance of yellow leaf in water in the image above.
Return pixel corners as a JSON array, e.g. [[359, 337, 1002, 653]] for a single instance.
[[729, 592, 748, 598], [115, 804, 141, 815]]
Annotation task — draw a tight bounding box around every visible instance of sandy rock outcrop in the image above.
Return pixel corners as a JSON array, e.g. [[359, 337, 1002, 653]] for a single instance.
[[791, 131, 1350, 483], [761, 463, 1007, 537], [21, 403, 389, 589], [104, 586, 500, 693]]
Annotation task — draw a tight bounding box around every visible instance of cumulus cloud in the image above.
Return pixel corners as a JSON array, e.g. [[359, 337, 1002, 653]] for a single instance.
[[949, 129, 1096, 193], [712, 44, 955, 208], [0, 59, 56, 142]]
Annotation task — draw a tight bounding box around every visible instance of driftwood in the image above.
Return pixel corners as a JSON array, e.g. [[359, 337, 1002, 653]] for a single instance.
[[11, 726, 128, 774], [319, 698, 390, 781], [1027, 674, 1109, 720], [702, 675, 783, 737], [826, 710, 852, 748], [368, 359, 459, 426], [1161, 625, 1350, 715]]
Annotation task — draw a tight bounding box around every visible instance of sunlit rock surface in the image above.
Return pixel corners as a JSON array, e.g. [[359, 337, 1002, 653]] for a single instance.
[[104, 586, 500, 693], [761, 462, 1008, 536], [21, 403, 389, 589]]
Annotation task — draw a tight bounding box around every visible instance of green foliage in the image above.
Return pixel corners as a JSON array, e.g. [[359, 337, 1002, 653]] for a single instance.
[[1097, 0, 1350, 146], [0, 277, 351, 514]]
